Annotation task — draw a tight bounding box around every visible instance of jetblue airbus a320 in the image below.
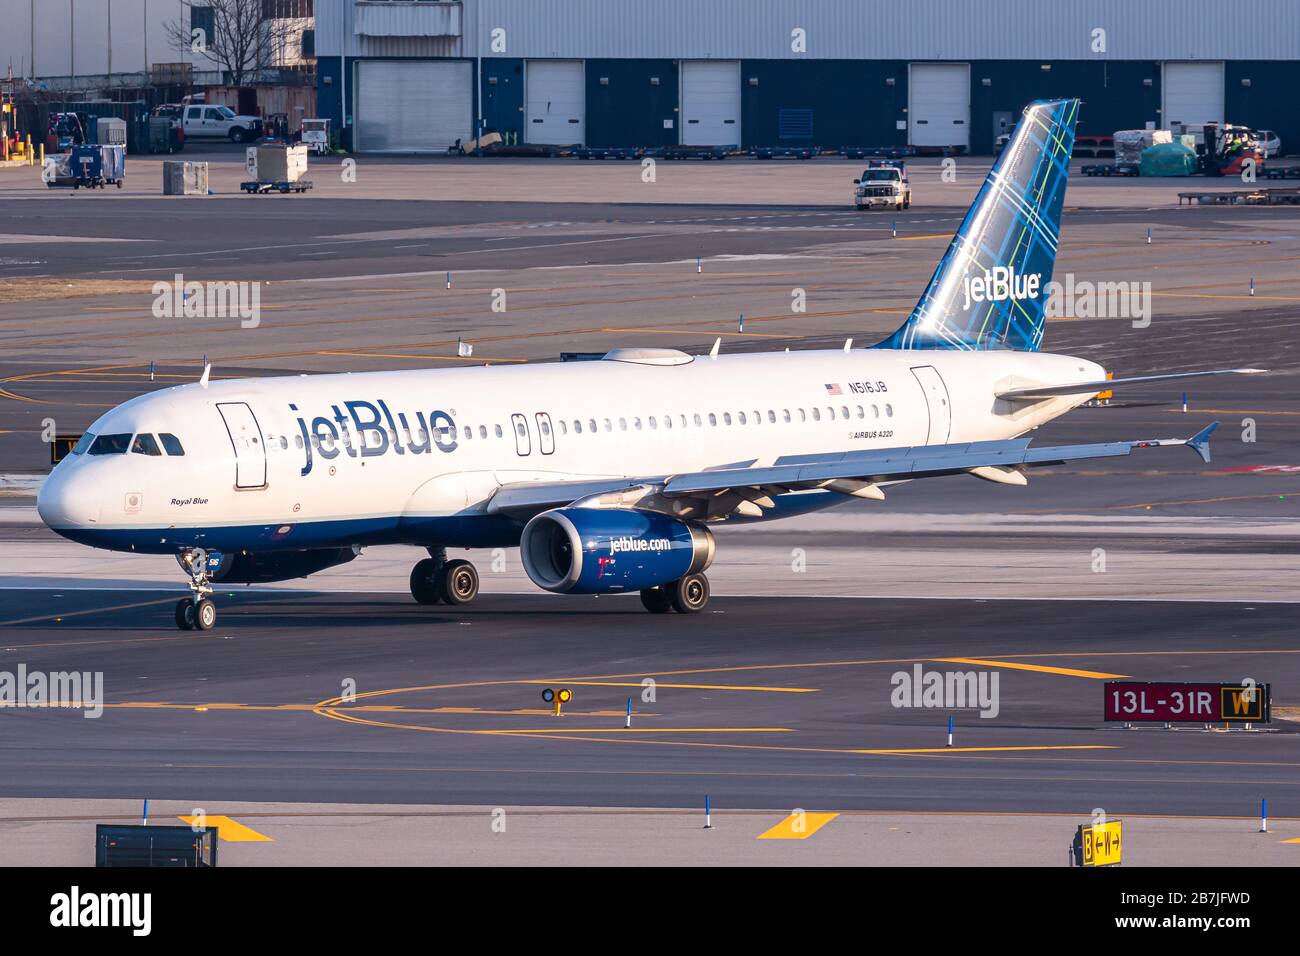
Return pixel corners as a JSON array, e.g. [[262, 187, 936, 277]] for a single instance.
[[37, 100, 1261, 630]]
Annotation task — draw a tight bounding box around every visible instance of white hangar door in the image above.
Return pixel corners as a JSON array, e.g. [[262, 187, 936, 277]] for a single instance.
[[681, 61, 741, 146], [355, 60, 473, 153], [526, 60, 586, 145], [909, 63, 970, 150], [1162, 61, 1225, 129]]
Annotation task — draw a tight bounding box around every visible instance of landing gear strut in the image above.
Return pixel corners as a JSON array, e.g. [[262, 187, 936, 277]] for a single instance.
[[174, 548, 218, 631], [641, 572, 710, 614], [410, 549, 481, 607]]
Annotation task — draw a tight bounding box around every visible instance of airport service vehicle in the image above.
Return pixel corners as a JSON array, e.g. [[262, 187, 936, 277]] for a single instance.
[[1257, 130, 1281, 158], [853, 161, 911, 210], [182, 104, 262, 143], [301, 118, 331, 155], [38, 99, 1262, 631]]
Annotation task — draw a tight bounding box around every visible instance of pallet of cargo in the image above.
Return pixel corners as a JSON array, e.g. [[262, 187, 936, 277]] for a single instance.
[[1081, 162, 1140, 177], [240, 179, 313, 194]]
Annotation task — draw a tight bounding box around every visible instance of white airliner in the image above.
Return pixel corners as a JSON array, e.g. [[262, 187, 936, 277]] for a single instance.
[[37, 99, 1260, 630]]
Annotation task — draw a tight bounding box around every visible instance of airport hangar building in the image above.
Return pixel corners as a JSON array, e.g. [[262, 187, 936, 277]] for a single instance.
[[315, 0, 1300, 155]]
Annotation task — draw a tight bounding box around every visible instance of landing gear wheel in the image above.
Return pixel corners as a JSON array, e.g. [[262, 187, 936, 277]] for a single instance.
[[669, 573, 710, 614], [440, 559, 479, 606], [174, 598, 195, 630], [194, 599, 217, 631], [640, 587, 673, 613], [410, 558, 444, 605]]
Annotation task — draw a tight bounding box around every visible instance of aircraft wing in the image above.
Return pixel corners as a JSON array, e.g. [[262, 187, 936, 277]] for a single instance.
[[996, 368, 1266, 402], [486, 423, 1219, 518]]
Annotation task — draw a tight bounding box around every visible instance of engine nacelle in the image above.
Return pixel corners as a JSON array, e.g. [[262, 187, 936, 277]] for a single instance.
[[520, 508, 714, 594], [209, 546, 359, 584]]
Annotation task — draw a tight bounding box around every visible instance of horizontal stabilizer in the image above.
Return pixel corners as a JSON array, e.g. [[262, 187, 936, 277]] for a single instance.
[[996, 368, 1266, 402]]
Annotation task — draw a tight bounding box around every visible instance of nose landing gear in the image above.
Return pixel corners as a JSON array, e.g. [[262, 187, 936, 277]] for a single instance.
[[174, 548, 218, 631], [410, 549, 481, 607]]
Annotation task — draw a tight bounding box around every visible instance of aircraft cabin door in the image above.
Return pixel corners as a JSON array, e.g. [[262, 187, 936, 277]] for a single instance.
[[535, 413, 555, 455], [216, 402, 268, 488], [910, 366, 952, 445], [510, 413, 532, 456]]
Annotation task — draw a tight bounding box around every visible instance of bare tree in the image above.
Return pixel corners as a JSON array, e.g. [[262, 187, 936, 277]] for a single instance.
[[164, 0, 298, 88]]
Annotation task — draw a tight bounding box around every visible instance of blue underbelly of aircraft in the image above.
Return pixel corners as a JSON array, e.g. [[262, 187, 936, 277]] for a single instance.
[[48, 491, 842, 554]]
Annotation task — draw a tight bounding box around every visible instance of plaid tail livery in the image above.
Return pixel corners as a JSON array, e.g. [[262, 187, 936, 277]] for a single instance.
[[875, 98, 1079, 352]]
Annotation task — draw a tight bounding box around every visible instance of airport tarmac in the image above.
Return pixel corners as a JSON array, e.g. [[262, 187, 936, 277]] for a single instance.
[[1, 156, 1297, 864]]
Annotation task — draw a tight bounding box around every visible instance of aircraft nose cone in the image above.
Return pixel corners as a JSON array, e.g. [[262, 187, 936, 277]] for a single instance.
[[36, 466, 95, 531]]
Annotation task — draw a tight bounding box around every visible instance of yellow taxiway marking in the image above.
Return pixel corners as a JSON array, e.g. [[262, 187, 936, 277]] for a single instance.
[[485, 727, 792, 734], [758, 812, 840, 839], [517, 680, 817, 693], [1283, 837, 1300, 844], [317, 350, 527, 363], [108, 702, 648, 718], [0, 597, 180, 628], [176, 815, 273, 842], [850, 745, 1115, 755], [933, 658, 1128, 680]]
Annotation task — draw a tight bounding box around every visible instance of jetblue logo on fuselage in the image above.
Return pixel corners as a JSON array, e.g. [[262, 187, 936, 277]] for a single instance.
[[961, 266, 1042, 311], [292, 400, 457, 477]]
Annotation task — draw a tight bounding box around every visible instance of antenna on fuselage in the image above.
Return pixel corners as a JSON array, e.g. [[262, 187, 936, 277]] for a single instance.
[[199, 363, 211, 388], [709, 337, 721, 361], [843, 338, 854, 352]]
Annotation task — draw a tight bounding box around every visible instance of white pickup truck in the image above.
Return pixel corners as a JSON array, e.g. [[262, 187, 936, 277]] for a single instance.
[[182, 104, 263, 143], [853, 161, 911, 211]]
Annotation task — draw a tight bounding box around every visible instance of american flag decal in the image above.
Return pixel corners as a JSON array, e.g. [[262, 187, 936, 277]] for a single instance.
[[824, 383, 842, 395]]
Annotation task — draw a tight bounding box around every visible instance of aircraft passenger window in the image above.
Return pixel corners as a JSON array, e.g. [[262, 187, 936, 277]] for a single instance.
[[649, 416, 657, 430], [737, 412, 747, 425], [463, 426, 472, 440], [767, 410, 775, 423], [812, 408, 821, 422], [679, 414, 687, 428], [753, 410, 761, 424], [708, 413, 717, 426], [856, 406, 865, 419], [88, 433, 132, 455], [619, 418, 627, 431], [294, 435, 303, 450], [723, 413, 732, 426], [885, 404, 894, 417], [515, 421, 526, 437], [159, 433, 186, 456], [694, 414, 703, 427], [131, 433, 162, 456], [540, 420, 551, 437], [479, 425, 487, 439], [664, 415, 672, 429], [574, 420, 583, 434], [634, 417, 642, 431], [495, 424, 503, 438], [559, 421, 568, 435], [872, 405, 880, 418], [419, 429, 429, 443], [826, 407, 834, 420], [798, 409, 807, 422], [782, 410, 791, 423], [841, 406, 850, 419]]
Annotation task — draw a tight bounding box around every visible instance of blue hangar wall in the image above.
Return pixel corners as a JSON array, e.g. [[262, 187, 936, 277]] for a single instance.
[[318, 57, 1300, 154]]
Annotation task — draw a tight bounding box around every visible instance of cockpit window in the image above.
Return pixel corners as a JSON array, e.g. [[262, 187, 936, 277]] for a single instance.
[[88, 433, 132, 455], [159, 433, 185, 456], [71, 432, 95, 455], [131, 433, 163, 456]]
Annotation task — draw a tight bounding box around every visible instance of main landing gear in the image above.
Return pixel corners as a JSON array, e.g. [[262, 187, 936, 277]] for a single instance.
[[640, 572, 710, 614], [410, 548, 481, 607], [174, 547, 218, 631]]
